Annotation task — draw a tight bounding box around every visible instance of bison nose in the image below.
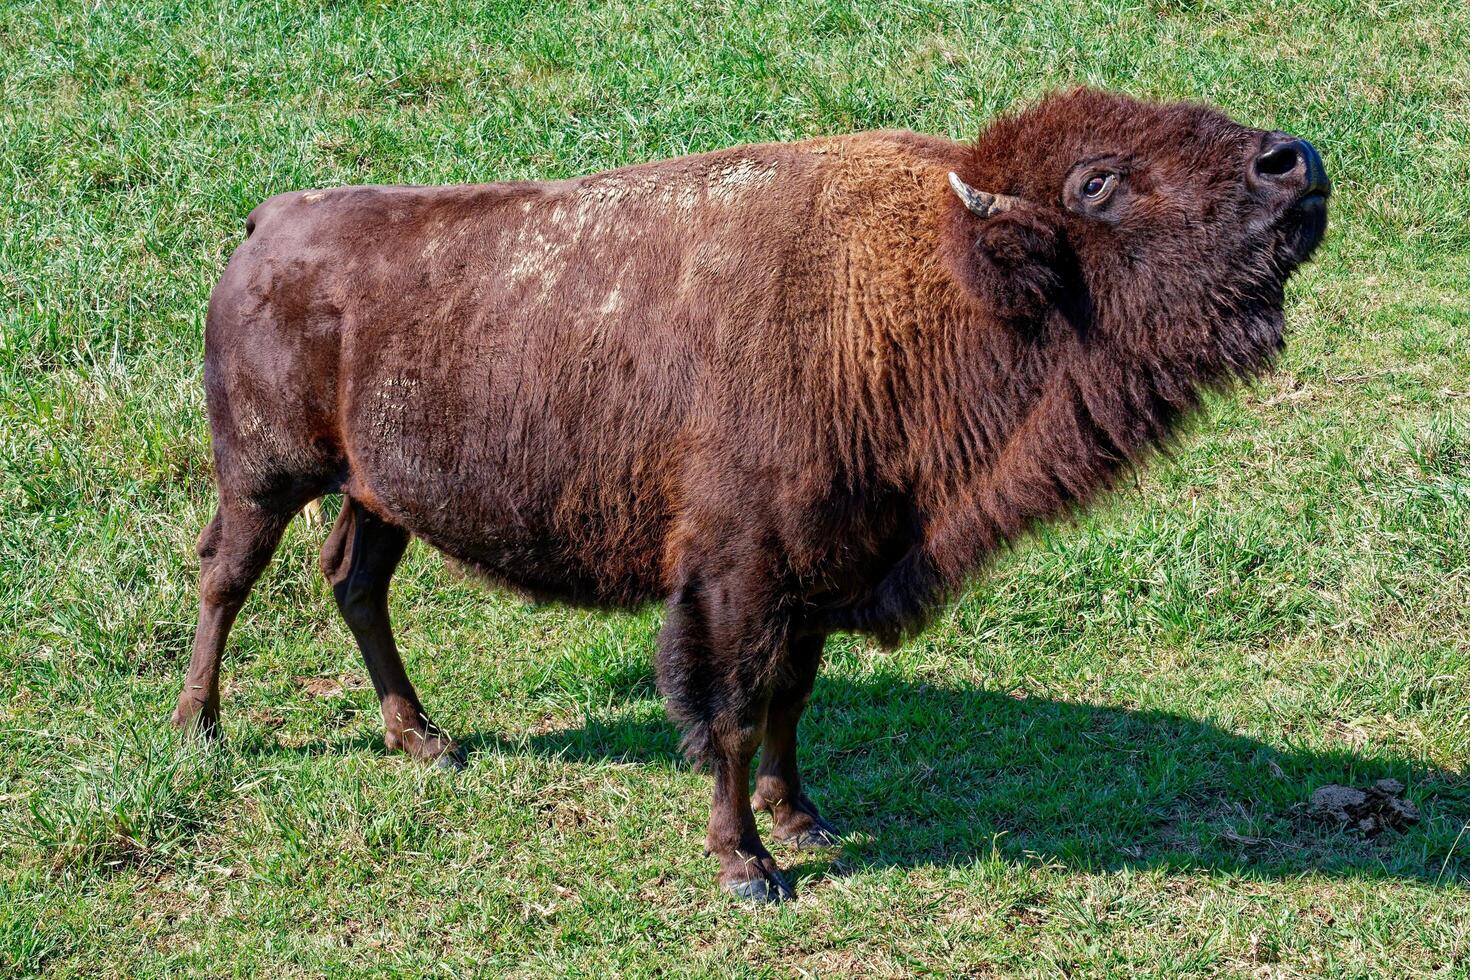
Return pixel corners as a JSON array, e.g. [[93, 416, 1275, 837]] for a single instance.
[[1249, 133, 1330, 199]]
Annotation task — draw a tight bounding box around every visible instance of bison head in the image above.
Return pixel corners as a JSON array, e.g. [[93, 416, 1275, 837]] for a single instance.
[[946, 88, 1329, 380]]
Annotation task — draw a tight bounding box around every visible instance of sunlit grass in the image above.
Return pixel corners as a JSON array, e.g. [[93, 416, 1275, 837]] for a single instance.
[[1, 0, 1467, 975]]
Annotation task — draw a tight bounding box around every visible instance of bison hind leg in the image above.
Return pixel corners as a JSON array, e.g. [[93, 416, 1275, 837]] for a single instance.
[[172, 497, 297, 737], [320, 497, 464, 769]]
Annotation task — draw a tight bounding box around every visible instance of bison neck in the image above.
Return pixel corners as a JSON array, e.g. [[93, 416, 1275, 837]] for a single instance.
[[832, 322, 1198, 643], [927, 342, 1186, 568]]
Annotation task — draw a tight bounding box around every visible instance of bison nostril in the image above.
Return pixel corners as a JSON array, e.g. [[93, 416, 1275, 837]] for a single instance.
[[1254, 142, 1302, 180]]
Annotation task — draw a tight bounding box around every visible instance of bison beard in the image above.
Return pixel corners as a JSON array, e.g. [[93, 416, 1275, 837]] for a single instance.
[[173, 88, 1328, 901]]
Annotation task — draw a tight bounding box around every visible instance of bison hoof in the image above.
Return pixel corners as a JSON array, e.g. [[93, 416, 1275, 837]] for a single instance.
[[431, 744, 468, 772], [723, 869, 794, 904], [782, 823, 842, 850], [170, 701, 220, 741], [387, 724, 464, 769], [766, 795, 842, 850]]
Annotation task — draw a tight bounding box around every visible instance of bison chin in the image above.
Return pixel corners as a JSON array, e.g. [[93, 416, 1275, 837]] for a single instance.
[[1233, 191, 1328, 366], [1276, 191, 1329, 267], [1238, 303, 1289, 370]]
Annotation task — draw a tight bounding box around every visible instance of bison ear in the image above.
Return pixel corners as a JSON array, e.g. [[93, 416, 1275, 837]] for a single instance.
[[946, 173, 1064, 329]]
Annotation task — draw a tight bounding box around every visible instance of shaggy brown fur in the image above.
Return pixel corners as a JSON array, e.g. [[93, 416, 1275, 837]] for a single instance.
[[173, 88, 1329, 901]]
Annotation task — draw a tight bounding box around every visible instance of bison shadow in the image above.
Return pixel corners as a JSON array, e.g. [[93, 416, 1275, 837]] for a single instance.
[[460, 666, 1469, 886]]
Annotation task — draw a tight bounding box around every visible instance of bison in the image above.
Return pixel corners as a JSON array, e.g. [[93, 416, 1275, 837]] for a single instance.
[[173, 88, 1329, 901]]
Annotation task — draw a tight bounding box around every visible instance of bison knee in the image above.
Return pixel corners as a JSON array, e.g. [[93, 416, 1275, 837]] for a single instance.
[[199, 563, 258, 608], [332, 581, 384, 633], [196, 514, 224, 562]]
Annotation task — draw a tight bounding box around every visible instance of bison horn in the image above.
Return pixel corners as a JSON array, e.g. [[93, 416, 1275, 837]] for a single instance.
[[948, 171, 1020, 219]]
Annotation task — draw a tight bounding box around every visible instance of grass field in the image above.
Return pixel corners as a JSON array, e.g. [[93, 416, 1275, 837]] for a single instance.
[[2, 0, 1469, 975]]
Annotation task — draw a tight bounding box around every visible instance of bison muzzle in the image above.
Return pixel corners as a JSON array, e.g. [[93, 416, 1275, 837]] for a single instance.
[[173, 88, 1329, 901]]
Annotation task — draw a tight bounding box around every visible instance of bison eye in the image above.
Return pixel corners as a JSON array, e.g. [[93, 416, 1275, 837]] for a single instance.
[[1064, 160, 1126, 220], [1083, 173, 1116, 200]]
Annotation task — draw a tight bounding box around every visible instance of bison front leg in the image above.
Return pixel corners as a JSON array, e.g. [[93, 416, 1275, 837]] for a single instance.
[[320, 498, 464, 769], [657, 567, 796, 903], [752, 630, 841, 849]]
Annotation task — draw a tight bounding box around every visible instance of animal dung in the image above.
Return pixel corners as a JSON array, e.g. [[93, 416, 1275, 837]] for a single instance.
[[1308, 779, 1420, 836]]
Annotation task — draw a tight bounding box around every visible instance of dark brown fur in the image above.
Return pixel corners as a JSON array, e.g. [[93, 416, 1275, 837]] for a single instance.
[[174, 89, 1328, 901]]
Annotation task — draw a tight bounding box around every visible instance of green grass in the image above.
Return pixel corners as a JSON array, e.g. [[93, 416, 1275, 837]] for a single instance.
[[2, 0, 1468, 975]]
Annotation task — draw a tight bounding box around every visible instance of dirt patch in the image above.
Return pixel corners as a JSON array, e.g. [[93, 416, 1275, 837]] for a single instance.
[[1308, 779, 1420, 835], [295, 674, 369, 698]]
